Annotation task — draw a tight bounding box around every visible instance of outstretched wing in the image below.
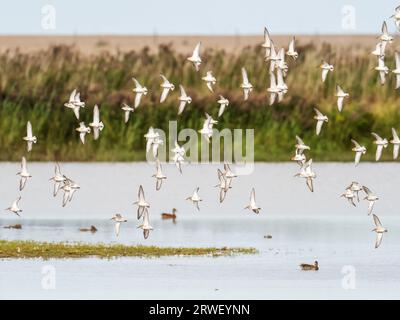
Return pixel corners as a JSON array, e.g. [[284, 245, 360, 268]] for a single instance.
[[373, 214, 382, 228], [193, 42, 201, 58], [93, 105, 100, 123], [160, 88, 169, 103], [351, 139, 361, 148], [241, 67, 249, 84], [179, 84, 187, 97], [134, 92, 143, 108], [27, 121, 33, 138]]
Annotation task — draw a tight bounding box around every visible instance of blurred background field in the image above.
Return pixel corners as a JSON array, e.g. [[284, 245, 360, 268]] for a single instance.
[[0, 35, 399, 162]]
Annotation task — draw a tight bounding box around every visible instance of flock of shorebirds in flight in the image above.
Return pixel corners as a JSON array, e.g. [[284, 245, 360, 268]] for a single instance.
[[6, 7, 400, 251]]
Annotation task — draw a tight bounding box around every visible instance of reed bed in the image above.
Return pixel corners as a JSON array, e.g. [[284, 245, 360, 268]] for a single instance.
[[0, 42, 399, 161]]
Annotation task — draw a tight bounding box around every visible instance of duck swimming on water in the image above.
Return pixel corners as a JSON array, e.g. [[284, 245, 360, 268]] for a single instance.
[[300, 261, 319, 271]]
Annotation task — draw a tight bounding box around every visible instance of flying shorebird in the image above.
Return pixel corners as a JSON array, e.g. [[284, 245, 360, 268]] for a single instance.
[[202, 71, 216, 92], [392, 52, 400, 89], [49, 163, 66, 197], [340, 188, 356, 207], [177, 85, 192, 115], [335, 85, 349, 112], [295, 135, 310, 154], [110, 214, 127, 237], [132, 77, 148, 108], [390, 127, 400, 159], [277, 48, 288, 76], [75, 122, 91, 144], [144, 127, 160, 153], [244, 188, 261, 214], [186, 187, 202, 211], [276, 68, 288, 100], [286, 36, 298, 60], [375, 56, 389, 85], [171, 140, 185, 173], [261, 27, 272, 58], [23, 121, 37, 152], [5, 197, 22, 217], [313, 108, 328, 135], [133, 185, 150, 219], [61, 176, 80, 207], [137, 208, 153, 239], [151, 136, 163, 158], [351, 139, 367, 166], [121, 103, 134, 123], [144, 127, 163, 157], [222, 162, 237, 182], [391, 5, 400, 31], [371, 132, 388, 161], [291, 149, 306, 166], [64, 89, 85, 119], [266, 41, 281, 71], [371, 41, 386, 58], [362, 186, 379, 215], [17, 157, 31, 191], [372, 214, 387, 249], [89, 105, 104, 140], [159, 74, 175, 103], [347, 181, 363, 202], [241, 67, 253, 101], [152, 160, 167, 191], [267, 72, 282, 105], [294, 158, 316, 192], [187, 42, 202, 71], [320, 61, 334, 82], [199, 114, 217, 142], [215, 169, 231, 203], [380, 21, 394, 43], [217, 95, 229, 117]]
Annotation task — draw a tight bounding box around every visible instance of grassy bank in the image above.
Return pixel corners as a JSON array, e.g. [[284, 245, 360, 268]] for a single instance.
[[0, 43, 399, 161], [0, 240, 257, 259]]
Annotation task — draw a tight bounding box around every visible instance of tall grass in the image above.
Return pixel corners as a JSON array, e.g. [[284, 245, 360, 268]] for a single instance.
[[0, 42, 399, 161]]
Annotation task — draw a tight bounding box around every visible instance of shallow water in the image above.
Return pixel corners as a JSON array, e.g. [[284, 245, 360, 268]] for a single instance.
[[0, 162, 399, 299]]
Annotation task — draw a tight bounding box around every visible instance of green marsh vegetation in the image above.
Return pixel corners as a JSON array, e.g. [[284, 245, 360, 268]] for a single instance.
[[0, 43, 399, 161], [0, 240, 257, 259]]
